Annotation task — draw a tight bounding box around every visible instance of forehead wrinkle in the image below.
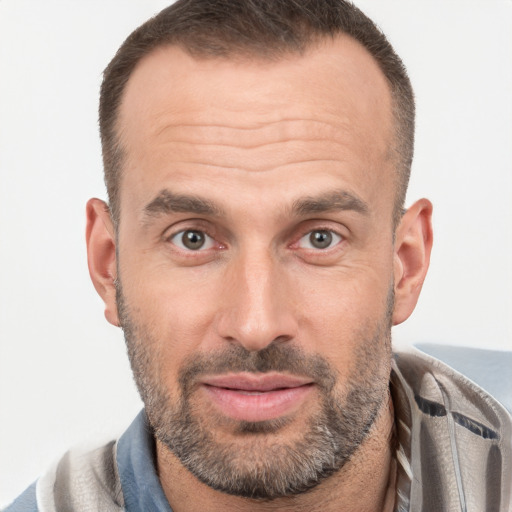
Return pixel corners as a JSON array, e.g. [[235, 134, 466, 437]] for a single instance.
[[143, 122, 369, 175], [149, 115, 357, 151], [151, 113, 349, 134], [142, 137, 363, 175], [160, 158, 347, 173], [153, 137, 354, 155]]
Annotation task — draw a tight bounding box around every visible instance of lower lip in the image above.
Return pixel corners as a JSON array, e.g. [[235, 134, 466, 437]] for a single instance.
[[201, 384, 314, 422]]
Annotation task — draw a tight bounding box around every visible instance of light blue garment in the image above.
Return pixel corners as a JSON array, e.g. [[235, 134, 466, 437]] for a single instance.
[[3, 411, 169, 512], [117, 411, 172, 512]]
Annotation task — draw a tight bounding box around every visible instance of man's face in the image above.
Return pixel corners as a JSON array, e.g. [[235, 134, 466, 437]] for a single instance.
[[115, 36, 397, 498]]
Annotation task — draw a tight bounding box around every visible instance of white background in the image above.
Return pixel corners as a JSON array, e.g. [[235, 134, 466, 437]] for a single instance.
[[1, 0, 511, 505]]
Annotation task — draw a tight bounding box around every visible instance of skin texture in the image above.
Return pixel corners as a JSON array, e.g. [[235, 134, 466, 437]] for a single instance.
[[86, 35, 433, 512]]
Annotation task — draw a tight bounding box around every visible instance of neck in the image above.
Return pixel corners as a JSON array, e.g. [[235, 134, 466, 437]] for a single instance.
[[156, 394, 397, 512]]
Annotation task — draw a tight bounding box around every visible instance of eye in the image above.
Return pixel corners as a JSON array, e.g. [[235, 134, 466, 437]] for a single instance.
[[170, 230, 215, 251], [298, 229, 342, 250]]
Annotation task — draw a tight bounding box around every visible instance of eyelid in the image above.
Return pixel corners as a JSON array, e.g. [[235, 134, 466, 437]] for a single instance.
[[162, 218, 216, 242]]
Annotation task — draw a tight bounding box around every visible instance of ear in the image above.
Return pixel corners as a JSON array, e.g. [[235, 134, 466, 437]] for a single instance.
[[392, 198, 433, 325], [86, 198, 120, 327]]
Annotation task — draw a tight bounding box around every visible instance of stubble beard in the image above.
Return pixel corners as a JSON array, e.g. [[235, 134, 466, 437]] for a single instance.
[[116, 281, 393, 500]]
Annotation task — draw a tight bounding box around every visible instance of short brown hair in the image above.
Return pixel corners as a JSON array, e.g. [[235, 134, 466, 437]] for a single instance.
[[99, 0, 414, 226]]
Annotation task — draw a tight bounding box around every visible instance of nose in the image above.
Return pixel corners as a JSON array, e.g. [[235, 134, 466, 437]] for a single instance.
[[215, 249, 298, 352]]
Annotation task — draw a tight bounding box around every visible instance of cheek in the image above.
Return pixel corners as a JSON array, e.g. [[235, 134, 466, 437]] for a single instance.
[[293, 264, 393, 363], [120, 259, 224, 354]]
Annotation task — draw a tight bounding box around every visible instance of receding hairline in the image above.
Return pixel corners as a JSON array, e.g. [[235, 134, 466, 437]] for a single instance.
[[100, 0, 415, 229], [115, 33, 394, 128], [112, 34, 399, 208]]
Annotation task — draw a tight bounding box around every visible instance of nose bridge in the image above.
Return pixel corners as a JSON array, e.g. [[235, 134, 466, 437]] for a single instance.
[[217, 244, 296, 351]]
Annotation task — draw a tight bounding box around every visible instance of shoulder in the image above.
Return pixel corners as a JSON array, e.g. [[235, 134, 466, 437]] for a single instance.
[[3, 441, 124, 512], [412, 342, 512, 414], [393, 344, 512, 434], [392, 345, 512, 511]]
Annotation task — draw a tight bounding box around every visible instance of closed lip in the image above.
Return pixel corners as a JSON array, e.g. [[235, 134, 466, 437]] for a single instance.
[[200, 372, 315, 422], [201, 372, 314, 392]]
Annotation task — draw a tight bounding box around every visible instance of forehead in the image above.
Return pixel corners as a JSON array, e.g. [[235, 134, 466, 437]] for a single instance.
[[116, 35, 395, 216]]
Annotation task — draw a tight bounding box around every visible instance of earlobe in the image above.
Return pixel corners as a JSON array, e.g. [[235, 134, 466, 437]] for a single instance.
[[392, 198, 433, 326], [85, 198, 120, 327]]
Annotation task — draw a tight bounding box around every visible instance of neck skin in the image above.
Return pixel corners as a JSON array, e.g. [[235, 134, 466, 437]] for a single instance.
[[156, 394, 397, 512]]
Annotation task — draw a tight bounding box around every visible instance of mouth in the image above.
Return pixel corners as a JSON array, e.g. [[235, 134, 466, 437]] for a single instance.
[[200, 373, 315, 422]]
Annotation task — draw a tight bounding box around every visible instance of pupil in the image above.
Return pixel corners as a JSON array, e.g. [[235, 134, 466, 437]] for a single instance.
[[310, 230, 332, 249], [183, 230, 205, 250]]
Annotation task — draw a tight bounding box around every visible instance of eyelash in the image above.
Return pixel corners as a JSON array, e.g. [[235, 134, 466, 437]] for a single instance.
[[166, 226, 344, 254], [169, 229, 216, 251], [296, 229, 343, 251]]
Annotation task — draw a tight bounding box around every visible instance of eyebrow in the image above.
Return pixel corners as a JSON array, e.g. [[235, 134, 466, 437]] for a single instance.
[[292, 190, 369, 216], [142, 188, 369, 224], [143, 189, 224, 220]]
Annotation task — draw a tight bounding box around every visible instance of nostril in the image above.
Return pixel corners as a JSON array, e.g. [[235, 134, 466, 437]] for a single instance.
[[272, 335, 293, 344]]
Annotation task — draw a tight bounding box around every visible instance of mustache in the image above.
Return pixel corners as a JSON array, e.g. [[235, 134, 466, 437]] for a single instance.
[[178, 342, 337, 396]]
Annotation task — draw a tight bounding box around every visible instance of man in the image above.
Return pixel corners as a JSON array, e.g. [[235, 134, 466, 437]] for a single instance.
[[5, 0, 511, 511]]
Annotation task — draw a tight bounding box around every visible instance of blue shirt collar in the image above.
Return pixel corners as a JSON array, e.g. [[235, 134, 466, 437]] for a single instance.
[[117, 410, 173, 512]]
